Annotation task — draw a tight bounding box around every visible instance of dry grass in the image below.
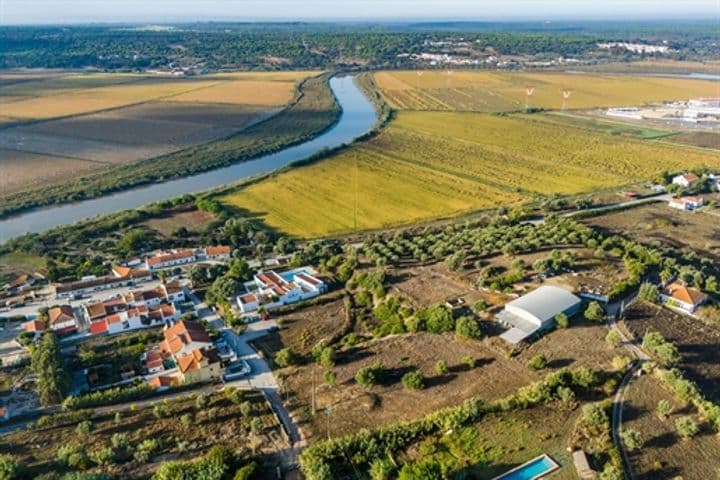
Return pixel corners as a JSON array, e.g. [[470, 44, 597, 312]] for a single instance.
[[623, 374, 720, 479], [584, 200, 720, 262], [374, 70, 720, 112], [167, 80, 299, 106], [143, 208, 217, 237]]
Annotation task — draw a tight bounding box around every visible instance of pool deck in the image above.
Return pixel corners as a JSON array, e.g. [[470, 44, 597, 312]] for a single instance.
[[491, 454, 560, 480]]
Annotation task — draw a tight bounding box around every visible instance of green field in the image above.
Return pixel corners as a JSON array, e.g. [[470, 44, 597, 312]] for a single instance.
[[221, 111, 720, 237]]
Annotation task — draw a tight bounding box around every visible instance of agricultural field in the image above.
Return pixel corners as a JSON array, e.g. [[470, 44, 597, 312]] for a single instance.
[[584, 201, 720, 262], [0, 390, 283, 479], [0, 71, 317, 194], [373, 70, 719, 112], [222, 111, 720, 237], [622, 374, 720, 479], [142, 205, 217, 238], [622, 302, 720, 403]]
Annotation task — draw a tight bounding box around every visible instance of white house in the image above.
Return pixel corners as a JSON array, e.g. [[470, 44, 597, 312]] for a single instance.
[[236, 268, 326, 313], [145, 249, 196, 270], [48, 305, 78, 336], [672, 172, 700, 188], [668, 196, 704, 211], [201, 246, 232, 261], [661, 283, 708, 314]]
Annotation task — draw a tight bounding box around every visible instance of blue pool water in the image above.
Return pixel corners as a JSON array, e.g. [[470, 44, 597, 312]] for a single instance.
[[280, 268, 311, 282], [494, 456, 557, 480]]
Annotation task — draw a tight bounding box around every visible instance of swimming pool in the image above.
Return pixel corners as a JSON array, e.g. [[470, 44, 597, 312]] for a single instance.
[[492, 455, 559, 480], [280, 267, 312, 282]]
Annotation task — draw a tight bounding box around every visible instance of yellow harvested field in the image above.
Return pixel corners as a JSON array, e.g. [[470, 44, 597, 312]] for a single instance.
[[0, 149, 104, 194], [374, 70, 720, 111], [166, 79, 298, 106], [222, 110, 720, 237]]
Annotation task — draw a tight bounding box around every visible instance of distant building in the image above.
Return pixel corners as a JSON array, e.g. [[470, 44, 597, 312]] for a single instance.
[[145, 249, 196, 270], [54, 267, 152, 299], [672, 172, 700, 188], [48, 305, 78, 336], [498, 286, 582, 344], [177, 347, 223, 384], [606, 107, 642, 120], [202, 246, 232, 261], [661, 283, 708, 314], [668, 196, 703, 211], [236, 268, 326, 313], [3, 274, 35, 295]]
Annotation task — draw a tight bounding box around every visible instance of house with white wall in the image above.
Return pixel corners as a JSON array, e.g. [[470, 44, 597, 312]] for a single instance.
[[236, 268, 326, 313], [668, 196, 704, 211], [661, 282, 708, 314]]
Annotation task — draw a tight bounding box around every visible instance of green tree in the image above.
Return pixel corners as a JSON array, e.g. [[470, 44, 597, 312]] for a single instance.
[[233, 463, 258, 480], [398, 460, 442, 480], [584, 301, 604, 322], [31, 332, 70, 406], [369, 458, 395, 480], [605, 329, 622, 347], [455, 316, 482, 339], [275, 348, 296, 368], [621, 428, 643, 451], [355, 363, 384, 389], [401, 370, 424, 390], [0, 454, 19, 480], [637, 282, 660, 303], [461, 356, 476, 370], [75, 420, 93, 436], [675, 416, 699, 439], [323, 370, 337, 387], [582, 402, 608, 426], [318, 347, 336, 369]]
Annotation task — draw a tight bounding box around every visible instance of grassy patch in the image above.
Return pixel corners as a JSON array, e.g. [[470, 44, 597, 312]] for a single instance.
[[0, 251, 46, 275]]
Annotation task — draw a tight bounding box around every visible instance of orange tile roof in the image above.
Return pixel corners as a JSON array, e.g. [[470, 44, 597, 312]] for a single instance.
[[162, 320, 212, 355], [205, 246, 231, 256], [177, 347, 221, 373], [48, 305, 75, 326], [664, 283, 707, 306], [25, 320, 46, 332], [147, 249, 195, 266], [112, 265, 132, 277], [148, 375, 179, 389]]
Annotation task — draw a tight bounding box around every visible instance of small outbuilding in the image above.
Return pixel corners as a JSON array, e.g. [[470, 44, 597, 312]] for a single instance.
[[498, 285, 582, 344]]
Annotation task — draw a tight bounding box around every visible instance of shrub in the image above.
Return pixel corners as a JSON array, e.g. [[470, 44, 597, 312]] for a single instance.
[[582, 402, 608, 426], [584, 301, 605, 322], [323, 370, 337, 387], [528, 355, 547, 371], [398, 460, 442, 480], [57, 444, 91, 470], [153, 403, 169, 419], [180, 414, 193, 426], [134, 438, 159, 463], [417, 305, 455, 334], [239, 401, 253, 417], [571, 367, 598, 388], [461, 356, 476, 370], [64, 383, 155, 410], [233, 463, 258, 480], [114, 412, 122, 424], [369, 458, 395, 480], [111, 433, 130, 450], [75, 420, 93, 436], [275, 348, 296, 368], [621, 428, 643, 451], [657, 399, 673, 420], [195, 393, 210, 410], [556, 386, 576, 405], [455, 316, 482, 339], [89, 446, 115, 466], [401, 370, 425, 390], [355, 363, 385, 389], [612, 355, 631, 371], [637, 282, 660, 303], [435, 360, 448, 375], [555, 313, 569, 329], [642, 331, 680, 366], [0, 454, 19, 480], [675, 416, 699, 439], [250, 417, 264, 433], [319, 347, 336, 369], [605, 329, 622, 347]]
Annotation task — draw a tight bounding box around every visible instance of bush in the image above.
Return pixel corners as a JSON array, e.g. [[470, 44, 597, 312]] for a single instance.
[[435, 360, 448, 375], [195, 393, 210, 410], [675, 416, 699, 439], [318, 347, 336, 369], [401, 370, 424, 390], [64, 383, 155, 410], [605, 329, 622, 347], [642, 331, 680, 366], [323, 370, 337, 387], [111, 433, 130, 450], [0, 454, 19, 480], [555, 313, 569, 329], [461, 356, 476, 370], [656, 399, 673, 419], [556, 386, 576, 405], [57, 444, 91, 470], [75, 420, 93, 436], [369, 458, 394, 480], [355, 363, 385, 389], [455, 316, 482, 339], [134, 438, 159, 463], [417, 305, 455, 334], [582, 402, 608, 426], [398, 460, 442, 480], [612, 355, 631, 371], [233, 463, 258, 480], [275, 348, 296, 368], [528, 355, 547, 371], [621, 428, 643, 451], [89, 446, 116, 466], [637, 282, 660, 303], [180, 414, 193, 426], [584, 301, 605, 322]]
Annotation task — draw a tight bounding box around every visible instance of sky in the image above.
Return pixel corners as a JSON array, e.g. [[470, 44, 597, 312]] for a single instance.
[[1, 0, 718, 24]]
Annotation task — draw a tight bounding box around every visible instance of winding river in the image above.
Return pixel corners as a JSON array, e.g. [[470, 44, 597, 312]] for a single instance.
[[0, 76, 378, 243]]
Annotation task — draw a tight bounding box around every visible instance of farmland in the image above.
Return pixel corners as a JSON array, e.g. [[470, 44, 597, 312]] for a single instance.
[[0, 72, 339, 217], [222, 110, 720, 238], [373, 70, 719, 112], [0, 71, 317, 197]]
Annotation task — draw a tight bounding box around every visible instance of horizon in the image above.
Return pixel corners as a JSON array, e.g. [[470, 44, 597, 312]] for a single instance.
[[1, 0, 719, 25]]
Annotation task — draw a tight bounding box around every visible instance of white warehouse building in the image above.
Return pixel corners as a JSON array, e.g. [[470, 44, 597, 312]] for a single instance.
[[498, 286, 582, 344]]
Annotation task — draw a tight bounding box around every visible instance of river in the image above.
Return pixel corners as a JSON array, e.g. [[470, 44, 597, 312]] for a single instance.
[[0, 76, 378, 243]]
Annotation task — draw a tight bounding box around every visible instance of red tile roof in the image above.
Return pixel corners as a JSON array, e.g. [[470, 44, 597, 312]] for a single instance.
[[89, 320, 108, 335], [24, 320, 46, 332], [147, 249, 195, 266], [205, 246, 231, 256], [177, 347, 221, 373], [663, 283, 707, 306], [161, 320, 212, 355], [147, 375, 179, 389]]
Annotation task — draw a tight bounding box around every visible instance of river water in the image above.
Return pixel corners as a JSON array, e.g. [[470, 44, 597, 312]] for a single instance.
[[0, 76, 378, 243]]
